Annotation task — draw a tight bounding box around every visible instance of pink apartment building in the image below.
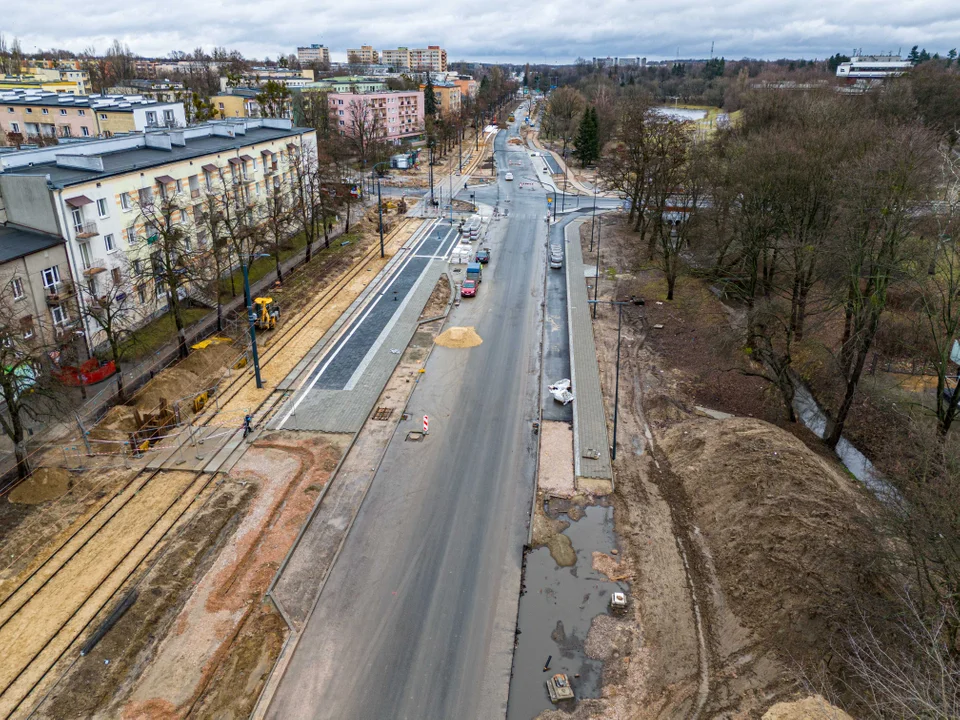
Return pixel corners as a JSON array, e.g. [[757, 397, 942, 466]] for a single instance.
[[328, 90, 424, 143]]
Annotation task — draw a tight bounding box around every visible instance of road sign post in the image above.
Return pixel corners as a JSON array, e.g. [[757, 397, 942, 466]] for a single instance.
[[423, 415, 429, 434]]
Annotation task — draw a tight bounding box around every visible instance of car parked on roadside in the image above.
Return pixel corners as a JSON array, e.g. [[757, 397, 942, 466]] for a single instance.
[[475, 249, 490, 264], [504, 172, 514, 181], [461, 279, 478, 297]]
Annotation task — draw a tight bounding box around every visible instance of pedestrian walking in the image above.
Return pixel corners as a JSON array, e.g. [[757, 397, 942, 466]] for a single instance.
[[243, 414, 253, 438]]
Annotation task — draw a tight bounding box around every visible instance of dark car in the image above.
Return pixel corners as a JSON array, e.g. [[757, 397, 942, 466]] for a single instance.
[[475, 249, 490, 264], [461, 279, 478, 297]]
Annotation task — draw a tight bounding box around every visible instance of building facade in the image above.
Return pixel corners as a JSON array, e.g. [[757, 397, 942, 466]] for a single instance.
[[328, 90, 424, 143], [346, 46, 379, 64], [836, 55, 912, 80], [0, 225, 78, 350], [381, 46, 447, 72], [421, 83, 461, 116], [0, 118, 316, 353], [0, 90, 187, 144], [297, 44, 331, 65]]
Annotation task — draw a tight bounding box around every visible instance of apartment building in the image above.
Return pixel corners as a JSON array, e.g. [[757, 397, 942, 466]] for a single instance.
[[329, 90, 424, 143], [454, 76, 478, 99], [297, 44, 331, 65], [0, 90, 187, 143], [212, 87, 295, 120], [302, 76, 387, 94], [410, 46, 447, 73], [0, 224, 78, 350], [0, 118, 316, 353], [381, 46, 448, 72], [346, 46, 379, 65], [421, 83, 461, 116]]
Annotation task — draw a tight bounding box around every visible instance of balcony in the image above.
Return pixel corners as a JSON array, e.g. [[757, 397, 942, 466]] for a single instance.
[[191, 188, 201, 199], [74, 221, 99, 238], [82, 262, 106, 277], [45, 281, 75, 306]]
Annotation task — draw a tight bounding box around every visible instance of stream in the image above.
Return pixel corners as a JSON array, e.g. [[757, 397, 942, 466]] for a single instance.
[[793, 384, 900, 503]]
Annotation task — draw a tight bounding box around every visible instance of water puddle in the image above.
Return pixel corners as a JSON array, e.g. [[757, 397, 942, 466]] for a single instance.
[[793, 385, 900, 503], [507, 504, 626, 719]]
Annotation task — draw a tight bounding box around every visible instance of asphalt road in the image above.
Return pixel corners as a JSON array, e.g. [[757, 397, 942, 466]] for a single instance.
[[266, 112, 546, 720]]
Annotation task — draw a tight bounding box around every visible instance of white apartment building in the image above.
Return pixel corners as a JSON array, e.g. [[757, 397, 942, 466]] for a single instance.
[[381, 46, 447, 72], [836, 55, 912, 80], [297, 44, 331, 65], [0, 118, 316, 353]]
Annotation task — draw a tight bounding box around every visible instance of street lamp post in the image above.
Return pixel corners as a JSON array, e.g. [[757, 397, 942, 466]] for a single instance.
[[589, 181, 598, 252], [241, 252, 271, 390], [372, 161, 389, 258], [587, 299, 643, 461], [428, 142, 435, 207], [593, 215, 601, 319]]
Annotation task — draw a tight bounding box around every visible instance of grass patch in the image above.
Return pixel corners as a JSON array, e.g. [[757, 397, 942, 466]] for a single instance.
[[122, 308, 211, 360], [218, 230, 362, 300]]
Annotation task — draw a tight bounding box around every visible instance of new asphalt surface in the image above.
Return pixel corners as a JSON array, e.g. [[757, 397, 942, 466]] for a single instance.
[[266, 109, 548, 720]]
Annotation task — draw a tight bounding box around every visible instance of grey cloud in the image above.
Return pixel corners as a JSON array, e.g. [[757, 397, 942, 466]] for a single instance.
[[6, 0, 959, 62]]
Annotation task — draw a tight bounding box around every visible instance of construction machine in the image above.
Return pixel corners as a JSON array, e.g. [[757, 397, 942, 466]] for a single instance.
[[254, 297, 280, 330]]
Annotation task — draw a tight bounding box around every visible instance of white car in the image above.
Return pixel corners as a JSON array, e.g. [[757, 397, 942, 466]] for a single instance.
[[504, 172, 514, 181]]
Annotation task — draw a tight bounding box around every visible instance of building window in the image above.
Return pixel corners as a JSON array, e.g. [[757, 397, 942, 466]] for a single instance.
[[139, 187, 153, 206], [11, 278, 24, 300], [126, 226, 137, 244], [104, 234, 116, 252], [175, 179, 182, 194], [96, 198, 109, 218], [133, 259, 142, 275], [111, 267, 122, 285], [59, 108, 67, 115], [146, 111, 157, 125], [78, 109, 85, 116], [79, 241, 92, 270], [70, 208, 84, 233], [120, 192, 131, 211], [25, 108, 32, 114], [81, 126, 90, 136], [10, 122, 19, 133], [137, 284, 146, 303], [99, 113, 107, 120], [218, 102, 224, 110], [5, 108, 11, 113], [42, 266, 61, 289], [155, 281, 165, 299], [179, 209, 187, 223], [50, 304, 68, 325], [164, 109, 174, 124], [60, 125, 72, 137], [42, 108, 49, 115]]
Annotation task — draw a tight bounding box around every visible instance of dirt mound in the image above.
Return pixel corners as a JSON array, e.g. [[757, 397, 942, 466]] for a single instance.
[[88, 405, 140, 453], [659, 417, 879, 665], [763, 695, 853, 720], [178, 343, 240, 386], [435, 326, 482, 348], [8, 467, 72, 504], [132, 367, 202, 414]]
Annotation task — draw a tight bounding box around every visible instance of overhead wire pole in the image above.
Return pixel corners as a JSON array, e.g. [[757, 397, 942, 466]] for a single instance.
[[593, 213, 602, 319], [589, 180, 598, 251], [372, 161, 388, 257]]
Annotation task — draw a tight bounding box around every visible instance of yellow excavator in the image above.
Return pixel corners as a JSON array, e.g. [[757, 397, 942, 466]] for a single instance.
[[254, 297, 281, 330]]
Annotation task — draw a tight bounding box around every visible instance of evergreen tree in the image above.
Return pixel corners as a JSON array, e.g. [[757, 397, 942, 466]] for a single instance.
[[424, 75, 437, 116], [574, 106, 599, 167]]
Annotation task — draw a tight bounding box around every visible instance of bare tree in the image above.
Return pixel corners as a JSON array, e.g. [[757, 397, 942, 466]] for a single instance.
[[0, 281, 56, 478], [827, 124, 936, 449], [75, 264, 145, 402], [542, 86, 586, 155], [346, 98, 385, 167], [291, 144, 336, 262], [132, 183, 207, 359], [261, 176, 294, 283]]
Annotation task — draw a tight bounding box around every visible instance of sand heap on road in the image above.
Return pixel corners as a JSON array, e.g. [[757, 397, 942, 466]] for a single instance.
[[435, 326, 482, 349], [659, 417, 880, 666]]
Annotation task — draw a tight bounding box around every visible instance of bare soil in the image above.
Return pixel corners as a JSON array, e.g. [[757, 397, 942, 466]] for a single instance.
[[7, 467, 72, 505], [548, 216, 885, 719]]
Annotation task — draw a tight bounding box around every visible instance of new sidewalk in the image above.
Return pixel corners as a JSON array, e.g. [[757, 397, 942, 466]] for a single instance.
[[564, 218, 614, 490]]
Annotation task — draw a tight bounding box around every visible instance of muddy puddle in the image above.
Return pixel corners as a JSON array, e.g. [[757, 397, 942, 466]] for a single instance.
[[508, 503, 626, 719]]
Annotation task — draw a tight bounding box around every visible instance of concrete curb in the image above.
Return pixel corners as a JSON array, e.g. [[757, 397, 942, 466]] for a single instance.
[[564, 218, 585, 480]]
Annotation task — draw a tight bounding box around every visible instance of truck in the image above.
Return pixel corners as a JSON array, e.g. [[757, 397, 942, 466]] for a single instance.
[[466, 262, 482, 284]]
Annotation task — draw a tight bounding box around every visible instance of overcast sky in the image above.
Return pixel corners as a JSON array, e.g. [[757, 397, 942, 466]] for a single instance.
[[5, 0, 960, 63]]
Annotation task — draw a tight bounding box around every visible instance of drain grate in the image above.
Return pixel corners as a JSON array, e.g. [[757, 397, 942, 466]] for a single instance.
[[372, 407, 394, 421]]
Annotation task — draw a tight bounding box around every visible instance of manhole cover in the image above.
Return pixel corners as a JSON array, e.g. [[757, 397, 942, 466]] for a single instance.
[[373, 407, 394, 421], [405, 431, 424, 442]]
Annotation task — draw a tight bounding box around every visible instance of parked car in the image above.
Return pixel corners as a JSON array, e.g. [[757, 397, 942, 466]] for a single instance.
[[475, 249, 490, 264], [461, 279, 478, 297], [504, 172, 514, 181], [550, 248, 563, 269], [542, 167, 550, 173]]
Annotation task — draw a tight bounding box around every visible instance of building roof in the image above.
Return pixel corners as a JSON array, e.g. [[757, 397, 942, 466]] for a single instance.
[[0, 88, 180, 112], [0, 224, 64, 263], [0, 122, 312, 188]]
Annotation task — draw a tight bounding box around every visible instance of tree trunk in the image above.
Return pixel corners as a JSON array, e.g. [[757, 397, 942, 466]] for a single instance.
[[170, 292, 188, 359], [826, 318, 877, 449], [345, 201, 351, 233], [275, 245, 283, 284], [12, 413, 29, 480]]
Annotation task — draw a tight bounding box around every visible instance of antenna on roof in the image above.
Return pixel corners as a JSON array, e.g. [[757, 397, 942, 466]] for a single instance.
[[710, 41, 714, 59]]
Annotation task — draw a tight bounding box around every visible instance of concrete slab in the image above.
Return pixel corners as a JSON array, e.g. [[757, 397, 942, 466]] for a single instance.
[[537, 420, 575, 497], [564, 219, 613, 485]]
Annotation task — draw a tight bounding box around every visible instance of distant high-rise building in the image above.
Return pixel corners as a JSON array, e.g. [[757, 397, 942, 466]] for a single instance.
[[346, 46, 379, 64], [298, 44, 330, 65], [381, 46, 447, 72]]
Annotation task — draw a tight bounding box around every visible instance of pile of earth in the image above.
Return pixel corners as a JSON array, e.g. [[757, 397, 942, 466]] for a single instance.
[[659, 417, 881, 668], [131, 343, 240, 415], [435, 326, 482, 349], [8, 466, 72, 504]]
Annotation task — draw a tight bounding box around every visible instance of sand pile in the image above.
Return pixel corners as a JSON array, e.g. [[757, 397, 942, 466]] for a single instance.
[[659, 417, 879, 664], [132, 368, 202, 414], [88, 405, 140, 452], [8, 467, 72, 504], [763, 695, 853, 720], [435, 326, 482, 349], [178, 343, 239, 386]]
